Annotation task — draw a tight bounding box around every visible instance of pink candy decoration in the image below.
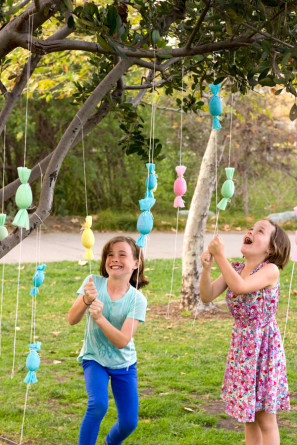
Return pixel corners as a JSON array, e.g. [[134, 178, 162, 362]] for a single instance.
[[173, 165, 187, 208]]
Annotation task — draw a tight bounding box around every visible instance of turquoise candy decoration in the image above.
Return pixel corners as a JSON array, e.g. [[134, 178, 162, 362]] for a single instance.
[[136, 198, 156, 248], [145, 163, 157, 198], [0, 213, 8, 241], [30, 264, 47, 297], [13, 167, 33, 230], [24, 342, 41, 384], [217, 167, 235, 211], [209, 83, 223, 129]]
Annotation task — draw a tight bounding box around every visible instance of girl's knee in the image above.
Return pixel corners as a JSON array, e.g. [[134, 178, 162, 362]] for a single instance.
[[255, 411, 277, 432], [120, 417, 138, 435], [87, 397, 108, 419]]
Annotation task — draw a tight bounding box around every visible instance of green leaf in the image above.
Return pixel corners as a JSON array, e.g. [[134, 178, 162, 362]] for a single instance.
[[258, 77, 276, 87], [63, 0, 73, 12], [152, 30, 160, 44], [96, 35, 113, 52], [107, 5, 118, 35], [105, 37, 128, 60], [67, 15, 75, 28], [274, 88, 283, 96], [289, 103, 297, 121]]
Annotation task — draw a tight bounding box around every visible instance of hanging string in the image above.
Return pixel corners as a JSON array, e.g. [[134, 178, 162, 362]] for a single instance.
[[24, 14, 34, 167], [167, 61, 185, 318], [127, 248, 141, 371], [149, 48, 157, 165], [213, 130, 219, 237], [228, 93, 234, 168], [20, 383, 30, 444], [11, 229, 23, 379], [0, 127, 6, 356], [282, 262, 295, 345]]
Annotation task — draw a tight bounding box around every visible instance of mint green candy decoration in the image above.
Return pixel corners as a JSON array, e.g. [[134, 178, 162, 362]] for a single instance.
[[0, 213, 8, 241], [12, 167, 32, 230], [217, 167, 235, 211]]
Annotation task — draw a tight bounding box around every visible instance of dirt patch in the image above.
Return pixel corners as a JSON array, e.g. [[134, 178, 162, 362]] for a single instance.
[[40, 216, 85, 233], [147, 300, 232, 322]]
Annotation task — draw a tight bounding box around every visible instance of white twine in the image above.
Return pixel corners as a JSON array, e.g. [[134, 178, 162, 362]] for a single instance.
[[166, 208, 179, 318], [0, 263, 5, 356], [20, 383, 30, 444], [127, 248, 141, 371], [24, 14, 34, 167], [11, 229, 23, 379]]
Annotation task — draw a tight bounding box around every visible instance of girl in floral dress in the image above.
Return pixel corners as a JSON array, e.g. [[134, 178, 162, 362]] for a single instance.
[[200, 219, 291, 445]]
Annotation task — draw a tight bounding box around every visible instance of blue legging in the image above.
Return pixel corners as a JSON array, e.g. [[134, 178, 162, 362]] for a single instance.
[[78, 360, 138, 445]]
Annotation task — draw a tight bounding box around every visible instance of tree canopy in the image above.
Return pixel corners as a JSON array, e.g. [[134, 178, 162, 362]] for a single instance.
[[1, 0, 297, 258]]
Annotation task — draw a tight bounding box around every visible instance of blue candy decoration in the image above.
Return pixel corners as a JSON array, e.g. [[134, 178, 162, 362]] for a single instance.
[[136, 198, 156, 248], [30, 264, 46, 297], [209, 83, 223, 129], [24, 342, 41, 384], [145, 163, 157, 198]]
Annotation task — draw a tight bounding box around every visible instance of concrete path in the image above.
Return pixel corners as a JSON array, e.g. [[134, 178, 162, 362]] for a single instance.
[[1, 231, 296, 263]]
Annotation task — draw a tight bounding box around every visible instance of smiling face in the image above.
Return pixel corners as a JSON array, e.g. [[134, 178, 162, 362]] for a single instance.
[[105, 241, 139, 280], [241, 220, 276, 261]]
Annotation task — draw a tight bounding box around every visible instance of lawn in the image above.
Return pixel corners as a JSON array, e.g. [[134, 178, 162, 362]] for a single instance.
[[0, 259, 296, 444]]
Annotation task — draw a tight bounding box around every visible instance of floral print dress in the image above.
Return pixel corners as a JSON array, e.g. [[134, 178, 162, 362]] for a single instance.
[[221, 261, 290, 423]]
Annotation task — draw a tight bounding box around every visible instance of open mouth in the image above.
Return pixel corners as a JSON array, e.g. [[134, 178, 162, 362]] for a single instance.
[[244, 236, 252, 245]]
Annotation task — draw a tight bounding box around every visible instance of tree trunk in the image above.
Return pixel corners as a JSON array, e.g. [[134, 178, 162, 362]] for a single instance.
[[180, 129, 226, 313]]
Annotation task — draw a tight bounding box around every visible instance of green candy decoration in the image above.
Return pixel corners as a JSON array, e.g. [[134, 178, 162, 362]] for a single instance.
[[12, 167, 33, 230], [0, 213, 8, 241], [217, 167, 235, 211]]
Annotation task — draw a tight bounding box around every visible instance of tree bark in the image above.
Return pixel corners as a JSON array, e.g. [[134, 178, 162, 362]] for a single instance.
[[180, 129, 226, 312]]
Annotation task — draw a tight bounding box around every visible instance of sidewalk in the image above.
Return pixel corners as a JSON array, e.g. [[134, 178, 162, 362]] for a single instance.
[[1, 232, 296, 263]]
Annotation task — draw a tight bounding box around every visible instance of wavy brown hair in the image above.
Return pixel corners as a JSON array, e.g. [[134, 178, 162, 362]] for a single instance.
[[100, 236, 149, 289], [264, 219, 291, 270]]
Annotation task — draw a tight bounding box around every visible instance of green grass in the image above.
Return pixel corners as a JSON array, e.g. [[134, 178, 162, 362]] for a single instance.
[[0, 259, 296, 444]]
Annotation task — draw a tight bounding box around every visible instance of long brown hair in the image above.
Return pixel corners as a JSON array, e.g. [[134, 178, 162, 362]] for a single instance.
[[100, 236, 149, 289], [265, 219, 291, 270]]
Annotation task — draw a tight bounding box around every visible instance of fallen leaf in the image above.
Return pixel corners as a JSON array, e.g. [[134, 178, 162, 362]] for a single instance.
[[235, 227, 242, 231], [71, 218, 79, 223], [15, 326, 21, 331], [181, 406, 195, 412], [163, 336, 169, 340], [144, 268, 155, 272], [51, 331, 61, 337], [223, 224, 230, 232], [50, 281, 57, 287], [53, 360, 62, 364], [160, 392, 170, 396], [74, 276, 81, 280], [53, 224, 61, 228], [180, 372, 186, 375], [143, 419, 150, 423], [167, 325, 173, 329]]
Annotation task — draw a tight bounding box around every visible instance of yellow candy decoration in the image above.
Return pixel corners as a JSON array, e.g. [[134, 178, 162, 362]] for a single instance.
[[81, 216, 95, 260]]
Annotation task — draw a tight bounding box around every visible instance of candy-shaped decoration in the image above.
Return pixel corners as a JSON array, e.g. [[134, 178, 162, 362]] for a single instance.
[[30, 264, 47, 297], [12, 167, 33, 230], [292, 206, 297, 262], [173, 166, 187, 208], [217, 167, 235, 211], [136, 198, 156, 248], [0, 213, 8, 241], [81, 216, 95, 260], [209, 83, 223, 130], [145, 163, 157, 198], [24, 342, 41, 384]]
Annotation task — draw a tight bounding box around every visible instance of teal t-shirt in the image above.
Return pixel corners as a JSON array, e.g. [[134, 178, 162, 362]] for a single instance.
[[77, 274, 147, 369]]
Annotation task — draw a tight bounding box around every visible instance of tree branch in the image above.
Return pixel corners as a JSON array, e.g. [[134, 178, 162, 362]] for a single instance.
[[0, 24, 74, 137], [241, 22, 294, 49], [0, 58, 135, 258], [185, 0, 213, 49]]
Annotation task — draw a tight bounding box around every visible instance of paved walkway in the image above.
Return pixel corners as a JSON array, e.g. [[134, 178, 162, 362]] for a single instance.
[[1, 232, 296, 263]]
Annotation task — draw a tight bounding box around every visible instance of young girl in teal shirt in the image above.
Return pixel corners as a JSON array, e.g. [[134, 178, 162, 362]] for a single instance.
[[68, 236, 148, 445]]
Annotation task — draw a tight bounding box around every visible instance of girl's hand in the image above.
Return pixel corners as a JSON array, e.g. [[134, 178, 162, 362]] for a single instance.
[[200, 251, 214, 270], [208, 235, 224, 257], [83, 277, 98, 304], [89, 299, 104, 321]]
